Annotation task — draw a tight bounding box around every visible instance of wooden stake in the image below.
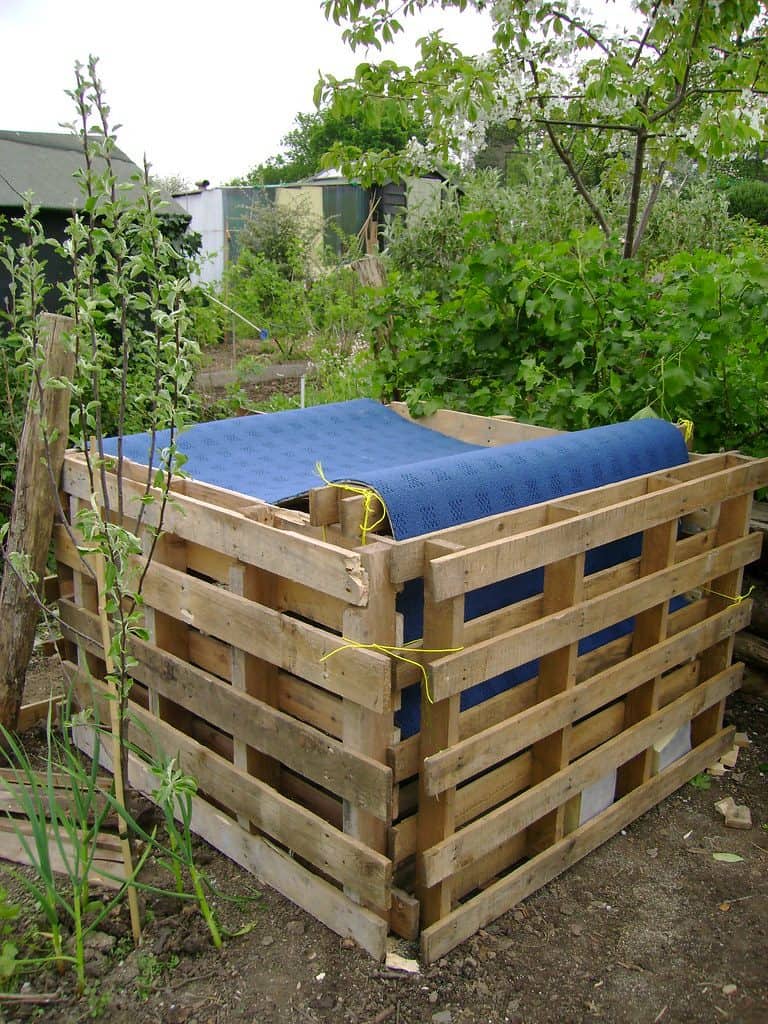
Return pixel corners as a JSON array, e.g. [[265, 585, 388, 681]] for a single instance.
[[93, 550, 142, 945], [0, 314, 74, 727]]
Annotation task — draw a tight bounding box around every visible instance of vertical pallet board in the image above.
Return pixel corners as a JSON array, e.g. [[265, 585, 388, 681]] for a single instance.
[[55, 414, 768, 965]]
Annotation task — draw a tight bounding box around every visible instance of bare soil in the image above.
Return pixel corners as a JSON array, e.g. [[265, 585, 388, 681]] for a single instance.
[[2, 657, 766, 1024]]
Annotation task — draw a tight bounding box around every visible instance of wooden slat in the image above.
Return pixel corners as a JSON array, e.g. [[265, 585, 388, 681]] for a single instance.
[[692, 493, 754, 746], [58, 601, 391, 818], [55, 527, 391, 713], [526, 510, 584, 854], [388, 402, 560, 444], [0, 819, 123, 889], [420, 664, 741, 889], [73, 718, 388, 959], [420, 728, 733, 963], [617, 509, 679, 795], [423, 601, 751, 795], [426, 458, 768, 599], [278, 672, 343, 738], [340, 544, 397, 902], [428, 533, 760, 701], [417, 541, 464, 927], [388, 454, 733, 584], [67, 664, 393, 907], [61, 455, 371, 605]]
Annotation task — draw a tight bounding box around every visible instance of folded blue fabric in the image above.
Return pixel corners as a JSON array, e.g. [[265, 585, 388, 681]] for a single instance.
[[102, 399, 479, 504]]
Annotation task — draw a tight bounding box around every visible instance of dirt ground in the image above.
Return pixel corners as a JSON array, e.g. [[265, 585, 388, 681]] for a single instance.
[[1, 657, 766, 1024]]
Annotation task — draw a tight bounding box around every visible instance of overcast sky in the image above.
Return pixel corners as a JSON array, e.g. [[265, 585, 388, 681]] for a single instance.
[[0, 0, 495, 186]]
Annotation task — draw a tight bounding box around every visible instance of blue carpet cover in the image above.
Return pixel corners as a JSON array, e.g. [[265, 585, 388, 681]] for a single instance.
[[105, 402, 690, 739]]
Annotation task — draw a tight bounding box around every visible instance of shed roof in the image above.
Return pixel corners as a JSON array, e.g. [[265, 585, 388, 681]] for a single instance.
[[0, 130, 186, 215]]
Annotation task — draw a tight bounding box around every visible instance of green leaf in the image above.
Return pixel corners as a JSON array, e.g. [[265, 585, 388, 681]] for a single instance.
[[712, 853, 744, 863]]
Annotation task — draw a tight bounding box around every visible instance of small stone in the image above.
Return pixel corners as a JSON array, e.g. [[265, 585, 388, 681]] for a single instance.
[[432, 1012, 453, 1024], [647, 848, 659, 859], [428, 991, 439, 1004], [570, 923, 584, 937], [286, 920, 306, 936], [715, 796, 738, 818], [724, 804, 752, 830], [722, 983, 738, 996], [475, 981, 490, 997], [260, 934, 275, 947], [707, 762, 727, 777], [342, 937, 355, 949], [720, 747, 740, 769]]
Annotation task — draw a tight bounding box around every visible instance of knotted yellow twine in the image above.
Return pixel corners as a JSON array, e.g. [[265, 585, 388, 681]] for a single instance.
[[321, 638, 464, 705], [315, 462, 388, 546]]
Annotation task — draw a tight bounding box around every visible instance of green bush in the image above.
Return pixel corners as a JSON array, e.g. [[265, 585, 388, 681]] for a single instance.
[[369, 213, 768, 455], [727, 179, 768, 225]]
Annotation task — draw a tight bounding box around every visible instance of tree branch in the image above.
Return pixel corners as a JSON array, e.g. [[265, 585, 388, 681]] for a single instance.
[[631, 161, 667, 257], [529, 62, 611, 238]]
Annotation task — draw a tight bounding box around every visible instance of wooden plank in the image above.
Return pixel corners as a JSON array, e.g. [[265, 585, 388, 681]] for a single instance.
[[420, 664, 741, 889], [340, 544, 397, 900], [426, 458, 768, 599], [16, 696, 63, 733], [74, 719, 388, 959], [388, 454, 732, 585], [61, 455, 371, 605], [58, 600, 391, 818], [389, 887, 420, 941], [617, 511, 679, 796], [428, 533, 760, 701], [0, 819, 123, 890], [420, 728, 733, 963], [388, 402, 560, 444], [417, 541, 464, 927], [67, 664, 393, 907], [692, 492, 754, 746], [278, 672, 343, 738], [229, 562, 281, 809], [55, 527, 391, 712], [527, 514, 584, 854], [423, 601, 751, 795]]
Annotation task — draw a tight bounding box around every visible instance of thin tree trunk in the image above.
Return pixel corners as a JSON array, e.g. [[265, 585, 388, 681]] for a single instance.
[[624, 131, 648, 259], [0, 314, 75, 727]]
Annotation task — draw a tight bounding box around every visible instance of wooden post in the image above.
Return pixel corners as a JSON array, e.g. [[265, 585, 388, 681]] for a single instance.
[[0, 314, 74, 728]]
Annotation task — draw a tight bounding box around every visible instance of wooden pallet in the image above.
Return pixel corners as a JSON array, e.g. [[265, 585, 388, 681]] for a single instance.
[[54, 408, 768, 961]]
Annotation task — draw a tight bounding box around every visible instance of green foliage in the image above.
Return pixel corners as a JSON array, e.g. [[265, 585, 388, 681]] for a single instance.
[[727, 179, 768, 225], [320, 0, 768, 255], [150, 758, 222, 948], [0, 699, 154, 994], [233, 105, 425, 186], [370, 207, 768, 455]]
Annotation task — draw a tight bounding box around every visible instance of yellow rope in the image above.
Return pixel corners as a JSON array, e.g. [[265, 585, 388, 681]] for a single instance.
[[702, 584, 755, 605], [315, 461, 388, 546], [320, 638, 464, 705], [677, 419, 695, 445]]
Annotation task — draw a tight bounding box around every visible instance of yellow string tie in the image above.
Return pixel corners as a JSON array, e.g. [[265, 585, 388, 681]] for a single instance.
[[677, 419, 694, 445], [320, 638, 464, 705], [702, 584, 755, 605], [315, 461, 388, 546]]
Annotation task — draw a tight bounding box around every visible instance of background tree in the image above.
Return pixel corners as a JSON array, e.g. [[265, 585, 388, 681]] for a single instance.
[[319, 0, 768, 255], [231, 103, 427, 185]]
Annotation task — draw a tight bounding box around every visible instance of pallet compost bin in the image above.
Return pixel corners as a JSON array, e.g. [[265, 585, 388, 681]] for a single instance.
[[54, 404, 768, 962]]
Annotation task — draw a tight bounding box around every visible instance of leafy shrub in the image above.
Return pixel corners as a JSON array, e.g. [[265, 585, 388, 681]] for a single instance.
[[727, 179, 768, 225], [370, 215, 768, 456]]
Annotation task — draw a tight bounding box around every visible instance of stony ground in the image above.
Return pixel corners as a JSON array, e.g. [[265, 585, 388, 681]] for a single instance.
[[0, 658, 765, 1024]]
